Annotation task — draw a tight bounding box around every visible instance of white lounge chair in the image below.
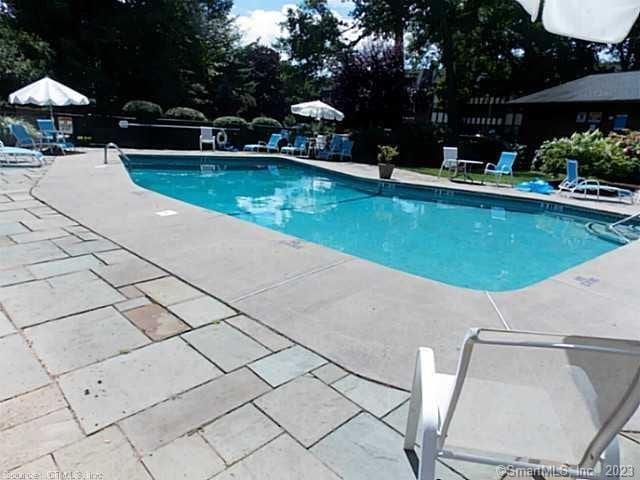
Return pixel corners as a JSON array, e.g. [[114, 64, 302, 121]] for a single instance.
[[199, 127, 216, 151], [438, 147, 458, 178], [561, 159, 635, 204], [0, 141, 45, 167], [405, 328, 640, 480]]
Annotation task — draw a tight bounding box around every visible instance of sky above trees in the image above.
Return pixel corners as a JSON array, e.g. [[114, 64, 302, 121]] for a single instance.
[[2, 0, 638, 141], [233, 0, 354, 45]]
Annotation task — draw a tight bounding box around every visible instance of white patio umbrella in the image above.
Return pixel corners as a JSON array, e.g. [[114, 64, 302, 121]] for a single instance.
[[8, 76, 89, 120], [516, 0, 640, 44], [291, 100, 344, 122]]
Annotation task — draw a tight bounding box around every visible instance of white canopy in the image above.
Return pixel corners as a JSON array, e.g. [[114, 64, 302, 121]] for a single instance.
[[291, 100, 344, 121], [8, 76, 89, 107], [516, 0, 640, 44]]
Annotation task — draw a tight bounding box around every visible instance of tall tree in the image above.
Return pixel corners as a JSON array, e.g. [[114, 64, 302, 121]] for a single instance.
[[351, 0, 413, 126], [4, 0, 237, 113], [0, 13, 52, 97], [276, 0, 347, 100], [240, 44, 286, 119], [605, 22, 640, 71], [332, 42, 406, 128]]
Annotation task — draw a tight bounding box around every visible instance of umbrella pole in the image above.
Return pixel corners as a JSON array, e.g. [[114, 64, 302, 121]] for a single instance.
[[49, 104, 54, 124]]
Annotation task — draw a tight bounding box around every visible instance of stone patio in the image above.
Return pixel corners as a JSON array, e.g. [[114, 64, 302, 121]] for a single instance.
[[1, 159, 639, 479]]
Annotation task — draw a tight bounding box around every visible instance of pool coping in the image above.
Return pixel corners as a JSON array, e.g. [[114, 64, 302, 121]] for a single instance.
[[33, 149, 640, 391], [124, 149, 640, 218]]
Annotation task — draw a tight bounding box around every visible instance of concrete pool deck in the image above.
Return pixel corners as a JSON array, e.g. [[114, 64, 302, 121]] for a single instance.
[[35, 149, 640, 386], [1, 149, 639, 478]]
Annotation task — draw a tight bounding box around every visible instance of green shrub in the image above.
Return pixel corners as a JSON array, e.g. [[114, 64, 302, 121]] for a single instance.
[[283, 114, 298, 128], [536, 130, 640, 182], [377, 145, 399, 164], [122, 100, 163, 119], [212, 116, 249, 128], [0, 116, 38, 145], [250, 116, 282, 129], [165, 107, 207, 121]]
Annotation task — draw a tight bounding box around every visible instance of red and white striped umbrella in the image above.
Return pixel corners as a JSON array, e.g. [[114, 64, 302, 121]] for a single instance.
[[516, 0, 640, 44]]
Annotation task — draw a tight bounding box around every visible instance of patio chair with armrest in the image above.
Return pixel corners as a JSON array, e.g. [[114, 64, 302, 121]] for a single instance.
[[560, 159, 635, 204], [281, 136, 309, 156], [317, 135, 344, 160], [405, 328, 640, 480], [36, 119, 75, 153], [243, 134, 282, 153], [199, 127, 216, 151], [484, 151, 517, 185], [337, 139, 353, 161], [438, 147, 458, 178]]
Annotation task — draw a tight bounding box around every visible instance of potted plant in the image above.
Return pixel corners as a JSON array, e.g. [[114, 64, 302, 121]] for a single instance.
[[377, 145, 399, 179]]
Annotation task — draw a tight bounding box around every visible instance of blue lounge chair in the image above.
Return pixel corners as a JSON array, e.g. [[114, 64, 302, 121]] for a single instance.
[[560, 159, 635, 204], [558, 159, 585, 193], [36, 119, 75, 153], [0, 141, 44, 167], [317, 135, 344, 160], [244, 134, 282, 153], [336, 140, 353, 161], [281, 136, 308, 156], [9, 124, 39, 149], [484, 151, 517, 185]]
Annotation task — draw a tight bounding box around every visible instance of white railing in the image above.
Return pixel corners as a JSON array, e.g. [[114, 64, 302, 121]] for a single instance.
[[608, 211, 640, 244], [103, 142, 129, 165]]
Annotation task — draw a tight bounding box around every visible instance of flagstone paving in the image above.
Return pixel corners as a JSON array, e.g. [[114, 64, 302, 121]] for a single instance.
[[25, 306, 149, 374], [201, 403, 283, 464], [143, 433, 225, 480], [183, 322, 270, 372], [1, 162, 639, 479], [168, 294, 237, 327], [255, 376, 360, 447], [59, 337, 221, 433], [124, 303, 190, 340], [248, 344, 327, 387], [0, 334, 50, 401], [0, 310, 15, 338]]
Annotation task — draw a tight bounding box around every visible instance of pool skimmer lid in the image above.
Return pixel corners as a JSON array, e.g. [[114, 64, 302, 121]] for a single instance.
[[155, 210, 178, 217]]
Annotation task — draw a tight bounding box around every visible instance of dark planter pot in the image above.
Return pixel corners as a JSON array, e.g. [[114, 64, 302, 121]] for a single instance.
[[379, 163, 395, 179]]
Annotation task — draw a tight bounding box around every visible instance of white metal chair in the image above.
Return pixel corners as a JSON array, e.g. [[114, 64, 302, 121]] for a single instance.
[[561, 159, 635, 205], [199, 127, 216, 151], [438, 147, 458, 178], [405, 328, 640, 480]]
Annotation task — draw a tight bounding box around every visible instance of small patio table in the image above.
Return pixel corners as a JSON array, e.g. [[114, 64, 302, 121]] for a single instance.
[[451, 159, 484, 184]]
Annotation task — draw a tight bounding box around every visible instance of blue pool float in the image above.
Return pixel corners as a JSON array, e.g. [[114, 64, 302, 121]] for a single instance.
[[516, 179, 555, 195]]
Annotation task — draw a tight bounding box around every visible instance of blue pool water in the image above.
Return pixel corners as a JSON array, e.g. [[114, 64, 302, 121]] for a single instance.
[[127, 157, 621, 291]]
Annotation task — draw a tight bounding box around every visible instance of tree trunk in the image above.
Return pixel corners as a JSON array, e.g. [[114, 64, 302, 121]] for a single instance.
[[434, 0, 460, 143], [393, 22, 406, 128]]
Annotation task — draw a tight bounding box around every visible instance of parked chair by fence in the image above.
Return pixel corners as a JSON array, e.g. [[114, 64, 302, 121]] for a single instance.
[[438, 147, 459, 178], [199, 127, 216, 151]]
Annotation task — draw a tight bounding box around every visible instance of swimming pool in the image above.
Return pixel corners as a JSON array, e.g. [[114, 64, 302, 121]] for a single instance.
[[126, 155, 624, 291]]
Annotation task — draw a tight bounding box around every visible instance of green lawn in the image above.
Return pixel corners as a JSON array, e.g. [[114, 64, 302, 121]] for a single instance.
[[405, 167, 560, 185]]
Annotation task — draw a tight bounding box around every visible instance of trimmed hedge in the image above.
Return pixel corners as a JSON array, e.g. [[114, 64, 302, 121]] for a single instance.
[[250, 116, 282, 128], [165, 107, 207, 121], [122, 100, 163, 119], [212, 116, 249, 128]]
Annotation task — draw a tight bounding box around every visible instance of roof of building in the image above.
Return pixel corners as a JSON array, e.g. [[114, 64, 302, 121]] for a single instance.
[[510, 70, 640, 104]]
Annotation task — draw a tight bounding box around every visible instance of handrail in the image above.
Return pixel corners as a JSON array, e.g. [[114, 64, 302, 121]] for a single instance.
[[608, 211, 640, 244], [103, 142, 129, 165]]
